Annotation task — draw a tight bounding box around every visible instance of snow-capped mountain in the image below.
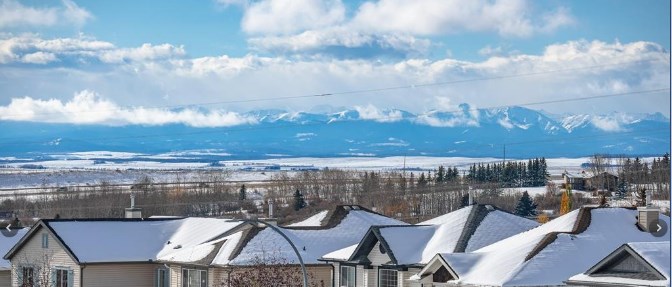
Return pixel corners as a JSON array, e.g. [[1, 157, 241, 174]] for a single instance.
[[0, 105, 668, 159]]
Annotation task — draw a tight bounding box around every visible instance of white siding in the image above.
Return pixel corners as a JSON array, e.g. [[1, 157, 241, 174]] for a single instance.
[[367, 242, 391, 266], [10, 226, 80, 287]]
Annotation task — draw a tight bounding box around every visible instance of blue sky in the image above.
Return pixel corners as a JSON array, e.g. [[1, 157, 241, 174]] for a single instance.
[[0, 0, 669, 126]]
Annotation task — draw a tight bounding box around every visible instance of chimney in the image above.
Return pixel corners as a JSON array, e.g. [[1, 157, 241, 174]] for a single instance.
[[125, 193, 142, 219], [268, 200, 274, 218], [637, 205, 660, 232], [468, 188, 474, 205]]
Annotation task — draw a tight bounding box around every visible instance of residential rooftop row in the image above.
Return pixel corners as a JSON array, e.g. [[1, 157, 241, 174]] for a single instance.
[[0, 203, 668, 287]]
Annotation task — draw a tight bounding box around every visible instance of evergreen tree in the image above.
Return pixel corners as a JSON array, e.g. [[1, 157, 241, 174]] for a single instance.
[[436, 166, 446, 183], [293, 189, 306, 211], [239, 184, 246, 201], [417, 172, 427, 187], [615, 177, 628, 200], [514, 191, 537, 217]]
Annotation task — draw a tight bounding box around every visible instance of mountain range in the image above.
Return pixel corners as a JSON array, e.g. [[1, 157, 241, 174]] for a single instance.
[[0, 104, 668, 159]]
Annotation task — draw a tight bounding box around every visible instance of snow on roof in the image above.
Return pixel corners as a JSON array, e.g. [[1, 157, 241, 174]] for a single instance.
[[438, 208, 670, 287], [286, 210, 329, 227], [219, 209, 405, 265], [321, 243, 357, 261], [465, 209, 539, 252], [567, 242, 670, 287], [0, 228, 29, 269], [351, 205, 537, 266], [628, 241, 670, 279], [46, 218, 242, 263]]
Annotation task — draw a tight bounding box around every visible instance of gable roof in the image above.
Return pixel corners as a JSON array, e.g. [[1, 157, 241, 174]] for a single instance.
[[0, 228, 29, 270], [162, 205, 406, 266], [566, 241, 670, 287], [323, 204, 538, 266], [6, 218, 245, 264], [433, 207, 670, 286]]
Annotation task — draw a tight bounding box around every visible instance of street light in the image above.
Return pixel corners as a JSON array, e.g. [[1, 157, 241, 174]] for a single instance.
[[244, 219, 308, 287]]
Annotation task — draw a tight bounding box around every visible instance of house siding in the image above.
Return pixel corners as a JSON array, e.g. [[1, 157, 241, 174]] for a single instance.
[[10, 226, 80, 287], [0, 270, 10, 287], [402, 268, 421, 287], [169, 264, 181, 287], [82, 263, 157, 287], [367, 242, 391, 266]]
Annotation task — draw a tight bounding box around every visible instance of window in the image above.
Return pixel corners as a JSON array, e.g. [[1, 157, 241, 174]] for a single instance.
[[339, 265, 355, 287], [19, 266, 34, 287], [53, 268, 72, 287], [41, 233, 48, 249], [379, 269, 398, 287], [182, 268, 207, 287], [156, 268, 169, 287]]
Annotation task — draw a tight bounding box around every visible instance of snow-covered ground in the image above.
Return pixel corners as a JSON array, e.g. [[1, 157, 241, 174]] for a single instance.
[[0, 154, 657, 190]]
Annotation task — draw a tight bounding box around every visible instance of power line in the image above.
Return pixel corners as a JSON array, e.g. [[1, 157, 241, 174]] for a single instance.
[[0, 58, 666, 119], [0, 88, 667, 145]]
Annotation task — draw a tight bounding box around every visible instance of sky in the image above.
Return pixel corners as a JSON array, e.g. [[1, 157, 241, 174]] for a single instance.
[[0, 0, 669, 126]]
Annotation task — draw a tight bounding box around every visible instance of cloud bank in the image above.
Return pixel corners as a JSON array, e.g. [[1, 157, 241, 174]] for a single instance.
[[231, 0, 575, 58], [0, 34, 669, 121], [0, 90, 257, 127]]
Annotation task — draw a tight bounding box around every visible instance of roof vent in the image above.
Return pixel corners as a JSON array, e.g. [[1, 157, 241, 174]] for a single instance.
[[485, 205, 495, 211], [173, 244, 182, 249]]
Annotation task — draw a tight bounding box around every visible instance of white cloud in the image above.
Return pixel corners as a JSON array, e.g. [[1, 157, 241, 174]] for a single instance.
[[247, 28, 431, 57], [351, 0, 572, 37], [21, 51, 58, 64], [0, 0, 92, 28], [590, 117, 625, 132], [98, 43, 186, 63], [0, 39, 668, 121], [354, 104, 405, 122], [230, 0, 574, 58], [0, 90, 257, 127], [241, 0, 345, 35], [0, 35, 184, 64]]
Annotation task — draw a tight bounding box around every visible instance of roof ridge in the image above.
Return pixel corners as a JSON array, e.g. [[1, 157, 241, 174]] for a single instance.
[[453, 205, 490, 253], [524, 207, 595, 261]]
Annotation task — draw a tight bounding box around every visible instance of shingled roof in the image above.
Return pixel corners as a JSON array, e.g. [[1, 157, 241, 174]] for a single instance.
[[427, 207, 670, 286], [322, 204, 538, 266]]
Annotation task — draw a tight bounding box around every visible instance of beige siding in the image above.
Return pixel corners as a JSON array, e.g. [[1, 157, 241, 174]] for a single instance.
[[403, 268, 422, 287], [0, 270, 10, 287], [10, 226, 80, 287], [82, 263, 157, 287], [169, 264, 181, 287], [367, 242, 391, 266]]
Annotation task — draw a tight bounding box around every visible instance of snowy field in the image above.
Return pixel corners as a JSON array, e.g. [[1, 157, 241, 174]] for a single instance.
[[0, 153, 657, 189]]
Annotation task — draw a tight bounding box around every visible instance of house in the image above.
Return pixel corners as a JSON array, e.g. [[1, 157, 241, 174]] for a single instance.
[[563, 170, 590, 190], [410, 207, 670, 286], [586, 171, 619, 192], [157, 205, 406, 286], [0, 228, 28, 286], [320, 204, 539, 287], [562, 170, 618, 191], [565, 241, 670, 287], [4, 217, 245, 287]]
